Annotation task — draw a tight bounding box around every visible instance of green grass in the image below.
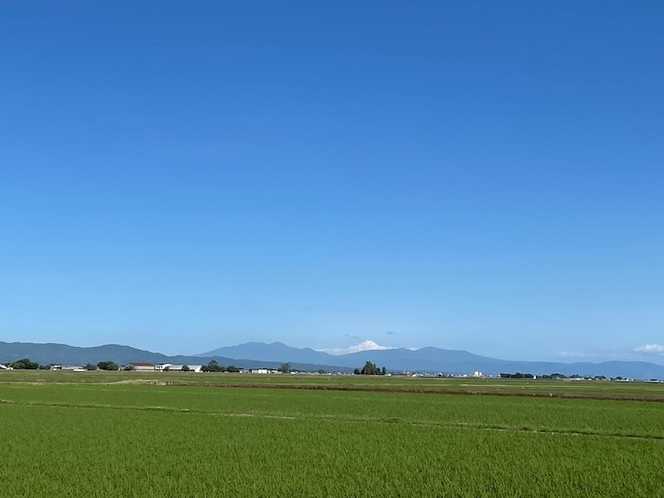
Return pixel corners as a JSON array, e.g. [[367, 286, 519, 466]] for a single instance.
[[1, 373, 663, 496], [3, 369, 664, 399]]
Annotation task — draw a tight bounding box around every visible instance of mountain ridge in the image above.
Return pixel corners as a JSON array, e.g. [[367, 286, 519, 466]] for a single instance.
[[1, 340, 664, 379]]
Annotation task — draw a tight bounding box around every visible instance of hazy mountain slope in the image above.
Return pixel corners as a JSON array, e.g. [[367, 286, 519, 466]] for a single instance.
[[0, 341, 171, 365], [0, 341, 350, 372], [197, 342, 664, 378], [199, 341, 333, 364], [2, 340, 664, 378]]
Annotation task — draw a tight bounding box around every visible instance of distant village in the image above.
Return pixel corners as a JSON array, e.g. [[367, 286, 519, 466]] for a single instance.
[[1, 358, 660, 382]]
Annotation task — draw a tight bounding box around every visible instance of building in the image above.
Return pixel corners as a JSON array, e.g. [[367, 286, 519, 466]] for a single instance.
[[155, 363, 203, 372], [249, 368, 280, 374], [129, 362, 155, 372]]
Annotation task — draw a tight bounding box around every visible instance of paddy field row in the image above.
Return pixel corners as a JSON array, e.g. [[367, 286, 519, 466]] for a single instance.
[[1, 373, 663, 496]]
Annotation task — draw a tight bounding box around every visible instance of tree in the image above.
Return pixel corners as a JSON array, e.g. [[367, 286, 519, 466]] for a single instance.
[[202, 360, 224, 372], [181, 365, 190, 372], [84, 363, 97, 371], [97, 361, 119, 371], [226, 365, 240, 373], [358, 361, 385, 375], [10, 358, 40, 370], [279, 362, 291, 374]]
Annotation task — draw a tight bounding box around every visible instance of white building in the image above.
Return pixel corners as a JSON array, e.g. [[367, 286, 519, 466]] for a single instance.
[[155, 364, 203, 372], [129, 362, 155, 372]]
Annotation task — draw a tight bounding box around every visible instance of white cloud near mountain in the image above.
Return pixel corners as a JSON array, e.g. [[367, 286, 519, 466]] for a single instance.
[[559, 351, 592, 358], [557, 344, 664, 364], [317, 340, 393, 356], [635, 344, 664, 353]]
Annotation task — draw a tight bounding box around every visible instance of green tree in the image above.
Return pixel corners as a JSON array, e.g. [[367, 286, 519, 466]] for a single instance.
[[279, 362, 291, 374], [97, 361, 119, 371], [181, 365, 190, 372], [202, 360, 224, 372], [360, 361, 384, 375], [84, 363, 97, 371], [10, 358, 40, 370], [226, 365, 240, 373]]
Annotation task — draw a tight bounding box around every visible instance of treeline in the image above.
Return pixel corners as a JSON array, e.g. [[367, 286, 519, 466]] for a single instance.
[[2, 358, 124, 371], [500, 372, 536, 379], [5, 358, 42, 370], [3, 358, 287, 374], [353, 361, 387, 376], [201, 360, 240, 373], [499, 372, 611, 380]]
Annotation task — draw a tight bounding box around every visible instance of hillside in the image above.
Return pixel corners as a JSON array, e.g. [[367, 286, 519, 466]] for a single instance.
[[2, 340, 664, 378]]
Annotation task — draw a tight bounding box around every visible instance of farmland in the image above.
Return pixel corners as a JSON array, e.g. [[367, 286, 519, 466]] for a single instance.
[[1, 372, 663, 497]]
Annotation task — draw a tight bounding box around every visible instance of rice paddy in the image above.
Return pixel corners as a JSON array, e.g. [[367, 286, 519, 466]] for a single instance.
[[1, 372, 663, 496]]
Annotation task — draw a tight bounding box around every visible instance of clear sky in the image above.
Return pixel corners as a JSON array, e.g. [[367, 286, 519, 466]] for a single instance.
[[1, 1, 662, 363]]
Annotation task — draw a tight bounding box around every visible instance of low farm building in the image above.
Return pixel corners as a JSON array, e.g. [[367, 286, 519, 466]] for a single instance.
[[155, 364, 203, 372], [129, 362, 155, 371], [249, 368, 280, 374]]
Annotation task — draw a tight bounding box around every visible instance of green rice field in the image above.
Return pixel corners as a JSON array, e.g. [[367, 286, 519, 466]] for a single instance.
[[1, 371, 663, 497]]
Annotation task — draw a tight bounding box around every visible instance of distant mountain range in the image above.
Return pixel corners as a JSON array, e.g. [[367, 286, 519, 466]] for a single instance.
[[200, 342, 664, 379], [1, 340, 664, 379], [0, 341, 350, 373]]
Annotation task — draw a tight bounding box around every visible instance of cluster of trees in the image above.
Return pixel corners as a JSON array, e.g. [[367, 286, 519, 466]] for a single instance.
[[97, 361, 119, 371], [2, 358, 284, 374], [279, 362, 291, 374], [499, 372, 536, 379], [200, 360, 240, 373], [82, 362, 122, 371], [163, 365, 191, 372], [7, 358, 41, 370], [200, 360, 293, 373], [500, 372, 610, 381], [2, 358, 125, 371], [353, 361, 387, 376]]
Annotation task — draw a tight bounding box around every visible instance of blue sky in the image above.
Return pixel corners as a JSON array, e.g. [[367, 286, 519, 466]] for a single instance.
[[1, 1, 662, 362]]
